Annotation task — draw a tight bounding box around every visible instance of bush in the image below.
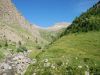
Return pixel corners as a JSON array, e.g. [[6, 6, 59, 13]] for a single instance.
[[5, 41, 8, 47], [83, 58, 89, 62], [17, 46, 27, 52]]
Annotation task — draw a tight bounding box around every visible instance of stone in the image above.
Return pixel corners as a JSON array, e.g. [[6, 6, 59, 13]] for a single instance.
[[8, 66, 12, 70]]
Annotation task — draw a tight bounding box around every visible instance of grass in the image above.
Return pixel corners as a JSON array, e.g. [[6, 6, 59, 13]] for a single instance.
[[0, 50, 4, 60], [28, 50, 41, 59], [25, 31, 100, 75], [39, 28, 66, 43], [41, 31, 100, 55], [39, 31, 100, 65]]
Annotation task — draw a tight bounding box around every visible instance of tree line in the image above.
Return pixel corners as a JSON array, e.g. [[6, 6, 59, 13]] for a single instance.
[[65, 1, 100, 34]]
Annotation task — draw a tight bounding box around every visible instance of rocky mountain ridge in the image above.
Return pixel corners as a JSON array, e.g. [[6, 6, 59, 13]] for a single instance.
[[0, 0, 68, 50]]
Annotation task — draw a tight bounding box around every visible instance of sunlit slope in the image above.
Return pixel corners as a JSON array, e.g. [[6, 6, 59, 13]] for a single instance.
[[25, 31, 100, 75], [25, 1, 100, 75], [0, 0, 48, 60], [39, 31, 100, 65]]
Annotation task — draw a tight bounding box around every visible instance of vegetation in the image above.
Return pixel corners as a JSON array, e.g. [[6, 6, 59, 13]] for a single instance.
[[65, 1, 100, 34], [25, 31, 100, 75], [25, 1, 100, 75], [39, 28, 66, 43], [5, 40, 8, 47], [17, 46, 27, 52], [0, 0, 100, 75], [0, 51, 4, 60], [16, 41, 28, 52]]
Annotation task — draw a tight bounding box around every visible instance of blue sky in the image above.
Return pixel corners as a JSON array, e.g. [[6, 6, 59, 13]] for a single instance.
[[12, 0, 99, 27]]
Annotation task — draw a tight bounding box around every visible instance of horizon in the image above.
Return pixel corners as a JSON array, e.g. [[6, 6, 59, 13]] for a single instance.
[[12, 0, 99, 27]]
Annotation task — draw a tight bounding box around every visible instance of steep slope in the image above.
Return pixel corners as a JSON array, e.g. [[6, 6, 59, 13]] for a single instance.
[[65, 1, 100, 34], [0, 0, 53, 62], [25, 1, 100, 75], [0, 0, 49, 50], [0, 0, 69, 61]]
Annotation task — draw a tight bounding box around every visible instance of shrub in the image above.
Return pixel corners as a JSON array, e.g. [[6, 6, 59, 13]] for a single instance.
[[5, 41, 8, 47], [83, 58, 90, 62], [17, 46, 27, 52]]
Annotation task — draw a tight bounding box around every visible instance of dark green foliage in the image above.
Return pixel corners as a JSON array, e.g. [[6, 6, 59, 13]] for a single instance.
[[5, 41, 8, 47], [66, 66, 73, 75], [93, 67, 100, 75], [0, 44, 2, 48], [83, 58, 90, 62], [65, 1, 100, 34], [17, 46, 27, 52], [56, 60, 62, 66]]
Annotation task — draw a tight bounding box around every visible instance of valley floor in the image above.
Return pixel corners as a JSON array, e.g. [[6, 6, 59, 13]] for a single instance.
[[0, 31, 100, 75]]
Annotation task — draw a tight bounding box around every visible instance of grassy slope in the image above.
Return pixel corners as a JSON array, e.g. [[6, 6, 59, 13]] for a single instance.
[[28, 28, 67, 59], [25, 31, 100, 75], [25, 2, 100, 74], [39, 28, 66, 43], [39, 31, 100, 64]]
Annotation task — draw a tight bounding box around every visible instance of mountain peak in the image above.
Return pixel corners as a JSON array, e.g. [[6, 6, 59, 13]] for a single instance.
[[47, 22, 71, 31]]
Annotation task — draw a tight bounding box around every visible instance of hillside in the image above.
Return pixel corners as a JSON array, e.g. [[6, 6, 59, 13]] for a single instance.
[[0, 0, 71, 74], [25, 1, 100, 75], [0, 0, 68, 51], [0, 0, 48, 50], [27, 31, 99, 75], [0, 0, 100, 75], [0, 0, 69, 62], [0, 0, 49, 62], [65, 1, 100, 34], [39, 22, 70, 45]]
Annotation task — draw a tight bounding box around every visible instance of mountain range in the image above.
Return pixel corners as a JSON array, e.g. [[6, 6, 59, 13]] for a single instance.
[[0, 0, 100, 75], [0, 0, 69, 50]]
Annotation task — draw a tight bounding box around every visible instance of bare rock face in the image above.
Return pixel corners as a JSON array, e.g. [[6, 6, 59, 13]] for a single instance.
[[0, 0, 47, 45], [0, 0, 68, 47]]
